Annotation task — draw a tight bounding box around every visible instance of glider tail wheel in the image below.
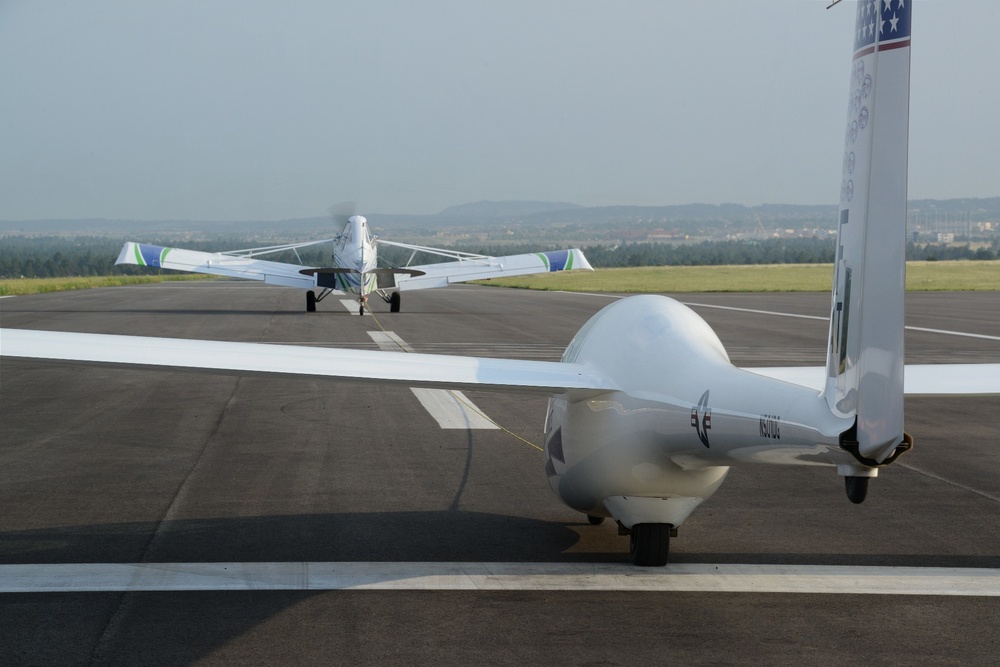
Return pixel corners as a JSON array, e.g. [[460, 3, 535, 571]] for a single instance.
[[586, 514, 605, 525], [845, 476, 870, 504], [629, 523, 672, 566], [306, 290, 316, 312]]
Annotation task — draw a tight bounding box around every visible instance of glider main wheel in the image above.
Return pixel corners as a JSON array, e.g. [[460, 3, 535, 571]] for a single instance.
[[629, 523, 671, 566], [306, 290, 316, 312], [390, 291, 401, 313], [586, 514, 605, 526]]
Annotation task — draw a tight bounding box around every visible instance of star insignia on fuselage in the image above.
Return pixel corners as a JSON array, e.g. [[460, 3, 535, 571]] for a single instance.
[[690, 390, 712, 448]]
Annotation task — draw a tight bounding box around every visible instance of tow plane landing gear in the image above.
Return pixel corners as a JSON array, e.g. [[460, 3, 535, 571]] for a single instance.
[[376, 290, 402, 313], [305, 288, 334, 312]]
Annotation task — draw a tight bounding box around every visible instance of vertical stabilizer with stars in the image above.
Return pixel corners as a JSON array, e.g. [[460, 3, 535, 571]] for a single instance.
[[824, 0, 912, 464]]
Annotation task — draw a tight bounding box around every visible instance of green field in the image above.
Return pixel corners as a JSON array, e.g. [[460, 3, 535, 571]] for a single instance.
[[481, 260, 1000, 293], [1, 260, 997, 296], [0, 274, 209, 296]]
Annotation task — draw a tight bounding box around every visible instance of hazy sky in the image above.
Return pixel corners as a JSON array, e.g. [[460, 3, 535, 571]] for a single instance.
[[1, 1, 996, 221]]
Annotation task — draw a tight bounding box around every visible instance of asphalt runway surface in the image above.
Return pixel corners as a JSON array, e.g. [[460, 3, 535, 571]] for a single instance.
[[2, 283, 998, 665]]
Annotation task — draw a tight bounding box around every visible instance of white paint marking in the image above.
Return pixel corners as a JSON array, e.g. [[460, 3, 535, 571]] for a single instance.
[[410, 388, 499, 429], [684, 302, 1000, 340], [368, 331, 414, 353], [683, 301, 827, 321], [367, 331, 498, 430], [905, 326, 1000, 342], [2, 562, 998, 595], [554, 290, 623, 300], [340, 299, 361, 315]]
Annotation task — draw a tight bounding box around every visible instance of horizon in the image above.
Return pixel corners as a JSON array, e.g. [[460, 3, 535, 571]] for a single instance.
[[2, 1, 998, 221], [3, 195, 1000, 225]]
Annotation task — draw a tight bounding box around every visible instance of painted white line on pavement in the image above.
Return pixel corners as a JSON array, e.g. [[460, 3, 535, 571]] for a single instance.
[[2, 562, 998, 595], [684, 302, 1000, 340], [367, 331, 498, 430], [410, 388, 499, 429], [904, 326, 1000, 341], [369, 331, 413, 353], [683, 302, 827, 321], [340, 299, 361, 315]]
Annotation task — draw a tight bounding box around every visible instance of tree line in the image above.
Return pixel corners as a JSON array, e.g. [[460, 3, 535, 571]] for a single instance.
[[1, 235, 997, 279]]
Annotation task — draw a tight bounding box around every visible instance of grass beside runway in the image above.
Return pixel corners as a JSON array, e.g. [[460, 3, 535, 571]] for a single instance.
[[0, 274, 209, 296], [480, 260, 1000, 293], [1, 260, 996, 296]]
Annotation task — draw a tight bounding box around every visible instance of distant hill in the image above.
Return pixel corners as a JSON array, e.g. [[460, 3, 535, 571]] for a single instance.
[[437, 200, 584, 220], [2, 197, 998, 238]]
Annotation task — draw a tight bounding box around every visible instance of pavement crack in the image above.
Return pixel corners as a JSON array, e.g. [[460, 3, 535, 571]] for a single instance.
[[87, 377, 243, 666], [898, 462, 1000, 504]]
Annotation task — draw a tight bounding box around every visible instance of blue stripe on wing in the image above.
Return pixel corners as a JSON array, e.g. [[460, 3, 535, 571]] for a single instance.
[[138, 244, 167, 267], [542, 250, 569, 272]]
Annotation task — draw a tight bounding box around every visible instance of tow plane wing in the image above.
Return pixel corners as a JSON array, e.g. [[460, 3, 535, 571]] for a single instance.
[[116, 217, 593, 313], [116, 241, 332, 291], [375, 241, 593, 291]]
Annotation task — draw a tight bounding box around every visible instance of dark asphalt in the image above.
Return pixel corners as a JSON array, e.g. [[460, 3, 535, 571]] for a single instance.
[[1, 283, 998, 666]]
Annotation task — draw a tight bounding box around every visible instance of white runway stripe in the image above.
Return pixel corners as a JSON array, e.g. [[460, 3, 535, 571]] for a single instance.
[[340, 299, 361, 314], [2, 562, 998, 595], [367, 331, 498, 429], [684, 301, 1000, 340], [411, 388, 499, 429], [368, 331, 413, 353], [905, 326, 1000, 341]]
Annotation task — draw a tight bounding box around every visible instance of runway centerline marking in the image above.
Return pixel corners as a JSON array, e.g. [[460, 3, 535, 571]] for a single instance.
[[2, 562, 998, 595], [339, 299, 361, 315], [368, 331, 498, 430]]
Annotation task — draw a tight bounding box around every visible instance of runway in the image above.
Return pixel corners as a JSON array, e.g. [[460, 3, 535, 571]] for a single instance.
[[2, 283, 999, 665]]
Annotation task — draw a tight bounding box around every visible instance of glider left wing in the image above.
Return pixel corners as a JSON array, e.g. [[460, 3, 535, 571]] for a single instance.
[[0, 328, 618, 399]]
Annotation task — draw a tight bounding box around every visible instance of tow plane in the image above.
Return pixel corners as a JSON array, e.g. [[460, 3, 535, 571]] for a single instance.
[[4, 2, 999, 565], [116, 210, 593, 315]]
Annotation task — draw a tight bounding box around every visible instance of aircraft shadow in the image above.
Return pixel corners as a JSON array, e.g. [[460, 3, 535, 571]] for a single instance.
[[0, 510, 619, 564]]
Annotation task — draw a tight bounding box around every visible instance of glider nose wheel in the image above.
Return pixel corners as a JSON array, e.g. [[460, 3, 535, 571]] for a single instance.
[[629, 523, 672, 566]]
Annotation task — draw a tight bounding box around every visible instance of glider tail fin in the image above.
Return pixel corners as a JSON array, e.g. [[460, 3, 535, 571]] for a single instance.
[[823, 0, 913, 464]]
